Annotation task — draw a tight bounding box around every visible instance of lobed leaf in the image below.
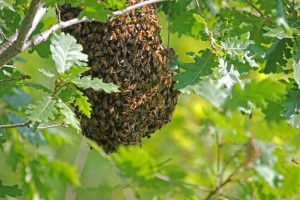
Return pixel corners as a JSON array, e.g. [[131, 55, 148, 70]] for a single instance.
[[50, 33, 88, 74], [72, 76, 119, 93]]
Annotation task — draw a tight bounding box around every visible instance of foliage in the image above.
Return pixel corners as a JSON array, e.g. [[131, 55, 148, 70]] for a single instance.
[[1, 0, 300, 200]]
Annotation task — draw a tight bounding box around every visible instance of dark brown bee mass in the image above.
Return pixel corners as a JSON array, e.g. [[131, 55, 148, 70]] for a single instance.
[[59, 0, 178, 153]]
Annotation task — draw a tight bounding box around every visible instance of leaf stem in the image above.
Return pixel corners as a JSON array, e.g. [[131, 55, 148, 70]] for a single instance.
[[204, 161, 247, 200], [244, 0, 275, 25], [0, 74, 31, 83]]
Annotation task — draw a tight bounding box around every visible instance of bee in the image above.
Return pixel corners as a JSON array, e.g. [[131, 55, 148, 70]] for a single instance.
[[99, 110, 106, 118], [108, 119, 114, 127], [104, 76, 111, 83], [292, 159, 300, 165], [109, 32, 117, 41], [110, 73, 118, 82], [107, 47, 114, 55]]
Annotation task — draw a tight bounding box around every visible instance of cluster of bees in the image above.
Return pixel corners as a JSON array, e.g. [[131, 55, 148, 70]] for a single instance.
[[59, 0, 179, 153]]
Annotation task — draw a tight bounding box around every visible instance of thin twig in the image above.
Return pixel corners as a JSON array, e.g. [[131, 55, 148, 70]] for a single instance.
[[0, 121, 32, 129], [154, 173, 212, 192], [112, 0, 167, 16], [194, 0, 201, 16], [204, 161, 247, 200], [55, 4, 62, 23], [0, 0, 43, 68], [216, 132, 222, 188], [37, 123, 68, 129], [0, 121, 68, 129], [244, 0, 274, 24], [0, 74, 31, 83]]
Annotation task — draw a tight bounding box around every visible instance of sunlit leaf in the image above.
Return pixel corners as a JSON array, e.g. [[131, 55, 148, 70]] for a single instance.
[[174, 49, 218, 89], [50, 33, 88, 74], [25, 96, 59, 123], [72, 76, 119, 93]]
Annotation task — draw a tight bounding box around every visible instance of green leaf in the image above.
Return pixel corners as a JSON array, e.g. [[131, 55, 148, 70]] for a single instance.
[[58, 86, 91, 117], [2, 88, 32, 109], [74, 90, 92, 118], [57, 100, 80, 131], [293, 44, 300, 89], [44, 0, 66, 7], [72, 76, 119, 93], [105, 0, 126, 9], [174, 49, 218, 89], [22, 82, 52, 94], [0, 180, 22, 198], [62, 66, 90, 79], [264, 38, 291, 73], [226, 79, 286, 109], [287, 113, 300, 128], [50, 33, 88, 74], [79, 1, 112, 22], [38, 67, 55, 78], [25, 96, 59, 123], [39, 157, 80, 186], [217, 57, 241, 90], [263, 26, 293, 39], [282, 89, 300, 118], [181, 78, 228, 108], [221, 33, 258, 68]]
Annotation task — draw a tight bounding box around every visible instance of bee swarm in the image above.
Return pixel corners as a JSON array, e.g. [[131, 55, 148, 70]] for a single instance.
[[59, 0, 179, 153]]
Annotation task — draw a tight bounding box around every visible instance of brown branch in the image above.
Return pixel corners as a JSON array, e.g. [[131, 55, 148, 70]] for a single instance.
[[204, 161, 247, 200], [0, 121, 68, 129], [0, 0, 43, 68], [244, 0, 274, 25], [0, 121, 32, 129], [0, 74, 31, 83], [23, 17, 88, 50]]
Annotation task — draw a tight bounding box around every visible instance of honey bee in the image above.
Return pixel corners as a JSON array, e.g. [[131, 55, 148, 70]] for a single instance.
[[292, 159, 300, 164], [99, 111, 105, 118], [107, 47, 114, 55], [109, 32, 117, 41]]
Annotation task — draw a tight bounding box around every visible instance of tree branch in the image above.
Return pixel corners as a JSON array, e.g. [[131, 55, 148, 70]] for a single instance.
[[0, 0, 44, 68], [244, 0, 274, 25], [0, 74, 31, 83], [0, 121, 32, 129], [23, 17, 88, 50], [112, 0, 167, 16], [0, 121, 68, 129], [194, 0, 201, 16], [204, 161, 247, 200]]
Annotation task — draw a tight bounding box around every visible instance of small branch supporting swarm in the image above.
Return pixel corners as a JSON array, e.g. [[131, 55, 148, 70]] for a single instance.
[[0, 121, 68, 129], [0, 73, 31, 83], [0, 0, 168, 69]]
